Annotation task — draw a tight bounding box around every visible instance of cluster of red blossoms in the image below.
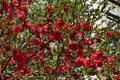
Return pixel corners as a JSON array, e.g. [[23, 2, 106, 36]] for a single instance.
[[12, 49, 32, 76], [0, 0, 119, 80]]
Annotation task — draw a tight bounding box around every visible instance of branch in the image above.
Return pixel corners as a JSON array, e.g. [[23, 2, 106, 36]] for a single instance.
[[106, 12, 120, 23], [26, 40, 51, 64], [107, 12, 120, 19], [1, 56, 12, 73], [108, 0, 120, 6], [107, 17, 120, 23]]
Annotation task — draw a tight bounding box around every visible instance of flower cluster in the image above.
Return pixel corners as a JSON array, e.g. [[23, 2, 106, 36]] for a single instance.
[[0, 0, 119, 80]]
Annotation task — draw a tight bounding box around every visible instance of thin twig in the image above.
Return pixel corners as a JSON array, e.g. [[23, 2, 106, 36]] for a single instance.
[[26, 40, 51, 64]]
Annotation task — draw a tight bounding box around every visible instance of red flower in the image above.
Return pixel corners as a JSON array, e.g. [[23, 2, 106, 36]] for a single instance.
[[39, 56, 44, 62], [79, 32, 85, 37], [80, 21, 90, 27], [12, 49, 27, 70], [5, 45, 11, 52], [19, 4, 28, 13], [54, 19, 65, 30], [91, 53, 99, 60], [16, 10, 24, 19], [69, 32, 77, 40], [94, 59, 104, 67], [44, 67, 52, 73], [67, 42, 83, 51], [84, 38, 93, 46], [57, 19, 65, 26], [56, 66, 66, 73], [63, 24, 71, 31], [63, 50, 72, 57], [106, 57, 116, 63], [28, 0, 33, 4], [23, 66, 32, 75], [12, 25, 24, 35], [26, 21, 31, 27], [46, 4, 54, 14], [17, 63, 25, 70], [106, 31, 114, 38], [48, 31, 63, 41], [63, 5, 69, 12], [18, 66, 32, 75], [38, 25, 48, 34], [91, 50, 107, 59], [37, 22, 44, 27], [83, 59, 93, 68], [8, 58, 15, 65], [72, 24, 80, 31], [30, 25, 36, 33], [65, 60, 73, 72], [80, 21, 92, 31], [12, 0, 18, 7], [75, 56, 84, 66], [33, 37, 41, 45], [107, 78, 112, 80], [96, 38, 102, 43], [114, 74, 120, 80], [71, 74, 79, 80]]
